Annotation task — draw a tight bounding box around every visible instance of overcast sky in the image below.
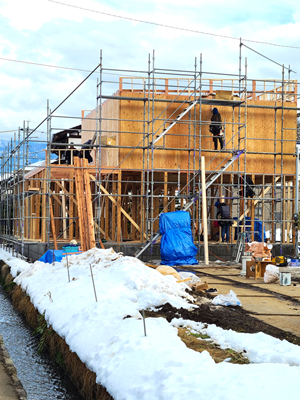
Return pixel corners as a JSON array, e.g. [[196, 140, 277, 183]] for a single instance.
[[0, 0, 300, 142]]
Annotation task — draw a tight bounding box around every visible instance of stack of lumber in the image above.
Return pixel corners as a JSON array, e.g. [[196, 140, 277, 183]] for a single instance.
[[74, 157, 96, 251]]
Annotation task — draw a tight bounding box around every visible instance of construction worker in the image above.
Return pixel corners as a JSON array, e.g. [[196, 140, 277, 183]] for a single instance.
[[65, 142, 79, 164], [79, 139, 93, 163], [209, 108, 223, 150], [239, 175, 255, 198], [216, 201, 232, 243]]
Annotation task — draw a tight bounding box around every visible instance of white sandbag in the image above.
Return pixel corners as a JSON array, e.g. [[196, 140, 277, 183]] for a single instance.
[[264, 264, 280, 284], [211, 290, 242, 306]]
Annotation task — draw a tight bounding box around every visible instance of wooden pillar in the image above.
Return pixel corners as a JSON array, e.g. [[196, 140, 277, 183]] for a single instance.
[[201, 156, 209, 265], [250, 175, 255, 238], [69, 171, 74, 241], [117, 170, 122, 243], [132, 184, 137, 240], [105, 190, 109, 240], [292, 177, 296, 245], [287, 181, 292, 242], [112, 175, 116, 241], [272, 176, 275, 243], [154, 194, 159, 232], [54, 182, 60, 236], [164, 172, 168, 212], [262, 175, 265, 243], [41, 171, 46, 243], [74, 157, 87, 251], [170, 186, 176, 212], [140, 171, 145, 242], [219, 175, 223, 242], [61, 179, 67, 240], [282, 177, 286, 243], [83, 158, 96, 248], [50, 197, 58, 250]]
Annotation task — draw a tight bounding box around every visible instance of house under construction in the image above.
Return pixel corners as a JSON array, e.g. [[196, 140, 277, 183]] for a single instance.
[[0, 52, 299, 262]]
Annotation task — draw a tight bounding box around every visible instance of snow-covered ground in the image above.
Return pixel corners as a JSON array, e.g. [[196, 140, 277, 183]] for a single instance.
[[1, 247, 300, 400]]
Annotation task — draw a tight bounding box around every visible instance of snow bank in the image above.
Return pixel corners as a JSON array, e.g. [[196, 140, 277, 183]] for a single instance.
[[1, 248, 300, 400]]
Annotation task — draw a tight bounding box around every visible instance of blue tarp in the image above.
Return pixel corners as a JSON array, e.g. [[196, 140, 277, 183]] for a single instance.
[[160, 211, 198, 266], [38, 250, 65, 263]]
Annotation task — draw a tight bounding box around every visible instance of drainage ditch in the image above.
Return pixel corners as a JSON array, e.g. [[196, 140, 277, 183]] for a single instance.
[[0, 286, 82, 400]]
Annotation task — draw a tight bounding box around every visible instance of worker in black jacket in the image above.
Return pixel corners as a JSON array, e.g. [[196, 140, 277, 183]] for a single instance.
[[216, 201, 232, 243], [239, 175, 255, 198], [79, 139, 93, 163], [65, 142, 79, 164], [209, 108, 224, 150]]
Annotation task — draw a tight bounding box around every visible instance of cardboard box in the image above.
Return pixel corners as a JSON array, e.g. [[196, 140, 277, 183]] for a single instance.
[[101, 136, 116, 146], [215, 90, 232, 100]]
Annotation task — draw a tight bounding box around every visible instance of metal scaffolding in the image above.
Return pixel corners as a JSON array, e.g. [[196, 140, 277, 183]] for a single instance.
[[0, 51, 299, 262]]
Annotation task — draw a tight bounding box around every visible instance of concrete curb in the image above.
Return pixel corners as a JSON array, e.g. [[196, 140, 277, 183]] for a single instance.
[[0, 332, 28, 400]]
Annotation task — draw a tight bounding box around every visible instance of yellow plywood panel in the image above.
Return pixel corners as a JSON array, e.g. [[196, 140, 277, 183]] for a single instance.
[[81, 92, 297, 176]]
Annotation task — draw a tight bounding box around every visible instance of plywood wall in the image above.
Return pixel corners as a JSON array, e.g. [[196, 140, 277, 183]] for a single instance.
[[82, 92, 297, 175], [81, 98, 119, 167]]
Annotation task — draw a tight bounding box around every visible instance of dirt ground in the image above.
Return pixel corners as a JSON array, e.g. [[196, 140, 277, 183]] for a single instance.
[[145, 293, 300, 347]]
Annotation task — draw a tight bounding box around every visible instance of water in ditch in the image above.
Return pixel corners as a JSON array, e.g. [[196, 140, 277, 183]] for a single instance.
[[0, 286, 82, 400]]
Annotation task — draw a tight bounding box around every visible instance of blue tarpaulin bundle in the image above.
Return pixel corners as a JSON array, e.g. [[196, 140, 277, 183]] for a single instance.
[[159, 211, 198, 266], [38, 250, 65, 263]]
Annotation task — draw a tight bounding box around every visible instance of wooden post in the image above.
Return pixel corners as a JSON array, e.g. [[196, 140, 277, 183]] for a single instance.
[[140, 171, 145, 242], [250, 175, 255, 237], [112, 175, 116, 241], [83, 158, 96, 249], [201, 156, 209, 265], [262, 175, 265, 243], [69, 171, 74, 241], [35, 174, 41, 240], [272, 176, 275, 243], [117, 170, 122, 243], [74, 157, 87, 251], [287, 181, 292, 242], [54, 182, 59, 236], [164, 172, 168, 212], [61, 179, 67, 240], [41, 170, 46, 242], [292, 177, 296, 245], [170, 186, 176, 212], [132, 184, 137, 240], [282, 177, 286, 243], [50, 197, 58, 250]]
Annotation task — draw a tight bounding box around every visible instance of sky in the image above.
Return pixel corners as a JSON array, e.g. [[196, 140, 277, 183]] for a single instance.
[[1, 0, 300, 142], [2, 246, 300, 399]]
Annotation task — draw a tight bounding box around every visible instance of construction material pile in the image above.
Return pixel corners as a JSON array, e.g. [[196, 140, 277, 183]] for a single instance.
[[245, 242, 272, 260]]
